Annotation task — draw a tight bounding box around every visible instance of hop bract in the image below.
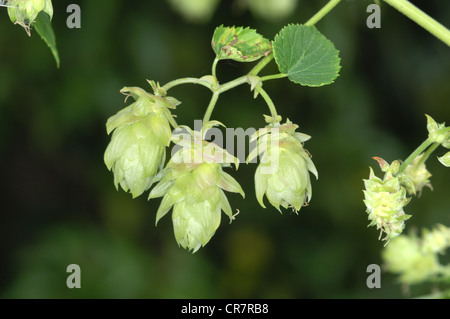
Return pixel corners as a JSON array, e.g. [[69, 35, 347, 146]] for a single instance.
[[363, 158, 411, 244], [149, 123, 245, 253], [248, 116, 318, 212], [7, 0, 53, 35], [438, 151, 450, 167], [104, 83, 179, 198]]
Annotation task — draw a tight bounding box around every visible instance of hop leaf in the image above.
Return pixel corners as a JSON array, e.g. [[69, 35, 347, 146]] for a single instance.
[[272, 24, 341, 87], [211, 25, 272, 62]]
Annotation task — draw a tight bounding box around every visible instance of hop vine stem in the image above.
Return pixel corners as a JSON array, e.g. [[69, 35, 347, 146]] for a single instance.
[[383, 0, 450, 47], [304, 0, 342, 26], [163, 0, 450, 136], [397, 127, 450, 175]]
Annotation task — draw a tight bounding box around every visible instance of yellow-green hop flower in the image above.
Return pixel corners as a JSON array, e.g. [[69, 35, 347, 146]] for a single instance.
[[7, 0, 53, 35], [149, 123, 244, 252], [403, 153, 432, 195], [104, 83, 179, 198], [421, 224, 450, 255], [248, 116, 318, 212], [382, 234, 440, 285], [363, 158, 411, 244]]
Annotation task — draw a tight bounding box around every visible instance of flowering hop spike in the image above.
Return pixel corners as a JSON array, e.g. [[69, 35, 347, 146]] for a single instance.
[[403, 153, 432, 195], [104, 84, 179, 198], [421, 224, 450, 255], [382, 224, 450, 285], [247, 116, 318, 213], [363, 158, 412, 244], [149, 123, 244, 253], [382, 233, 440, 285], [426, 114, 449, 145], [7, 0, 53, 36]]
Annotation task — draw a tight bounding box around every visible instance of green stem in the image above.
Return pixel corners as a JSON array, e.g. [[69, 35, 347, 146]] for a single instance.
[[383, 0, 450, 46], [217, 75, 250, 94], [212, 57, 219, 79], [398, 139, 434, 175], [260, 73, 289, 82], [417, 143, 439, 166], [202, 92, 220, 131], [162, 77, 214, 91], [305, 0, 343, 26], [248, 53, 274, 76], [254, 86, 278, 118]]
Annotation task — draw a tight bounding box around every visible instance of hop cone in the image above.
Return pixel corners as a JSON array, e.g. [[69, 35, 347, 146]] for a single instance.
[[104, 83, 179, 198], [8, 0, 53, 35], [248, 116, 318, 212], [363, 158, 411, 244], [149, 123, 244, 252]]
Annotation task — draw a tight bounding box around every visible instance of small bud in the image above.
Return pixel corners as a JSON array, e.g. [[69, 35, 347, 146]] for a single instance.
[[363, 159, 411, 244], [7, 0, 53, 36], [104, 84, 177, 198], [403, 153, 432, 195], [149, 123, 244, 252], [248, 116, 317, 213]]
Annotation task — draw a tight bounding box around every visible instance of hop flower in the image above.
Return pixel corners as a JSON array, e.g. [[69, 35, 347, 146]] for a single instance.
[[149, 122, 245, 252], [7, 0, 53, 35], [421, 224, 450, 255], [104, 82, 179, 198], [403, 153, 432, 195], [382, 233, 440, 285], [382, 224, 450, 285], [363, 158, 411, 244], [248, 116, 318, 212]]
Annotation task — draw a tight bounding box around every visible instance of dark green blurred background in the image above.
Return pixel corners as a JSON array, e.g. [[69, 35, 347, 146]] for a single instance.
[[0, 0, 449, 298]]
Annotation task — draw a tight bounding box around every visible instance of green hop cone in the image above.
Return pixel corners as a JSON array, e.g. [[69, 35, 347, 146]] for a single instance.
[[248, 116, 318, 213], [363, 157, 411, 244], [403, 153, 432, 195], [149, 122, 245, 253], [104, 82, 179, 198], [7, 0, 53, 35]]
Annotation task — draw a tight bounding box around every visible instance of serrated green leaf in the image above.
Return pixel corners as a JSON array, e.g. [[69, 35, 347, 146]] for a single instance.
[[211, 25, 272, 62], [273, 24, 340, 87], [34, 11, 60, 68]]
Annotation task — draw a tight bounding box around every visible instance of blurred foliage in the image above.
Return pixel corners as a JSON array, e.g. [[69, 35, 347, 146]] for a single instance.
[[0, 0, 449, 298]]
